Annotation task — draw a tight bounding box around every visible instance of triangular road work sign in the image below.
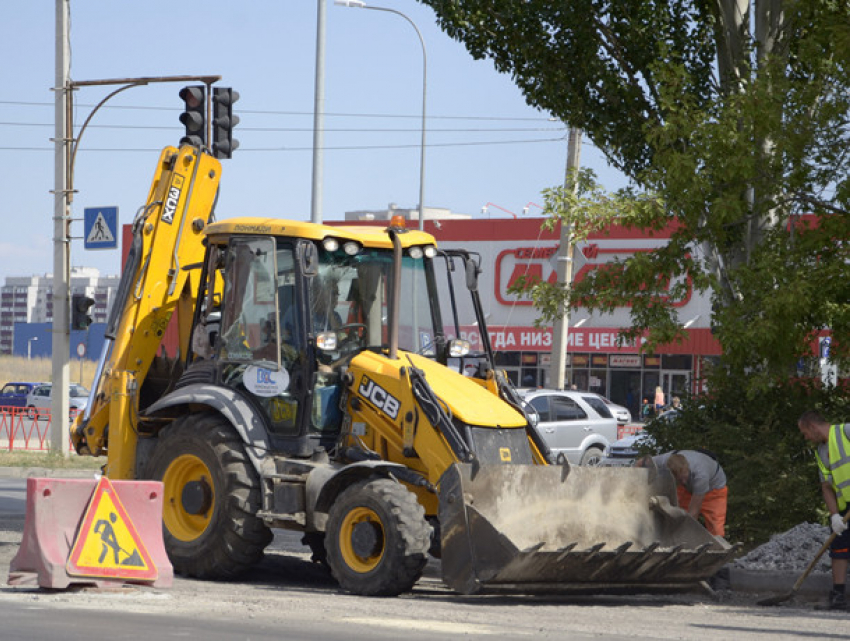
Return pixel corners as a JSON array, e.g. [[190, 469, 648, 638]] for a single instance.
[[66, 476, 158, 581]]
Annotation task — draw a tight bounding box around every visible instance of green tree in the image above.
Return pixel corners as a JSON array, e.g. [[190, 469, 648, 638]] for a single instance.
[[420, 0, 850, 385]]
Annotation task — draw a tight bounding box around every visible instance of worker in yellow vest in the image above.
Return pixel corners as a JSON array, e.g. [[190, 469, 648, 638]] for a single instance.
[[798, 410, 850, 610]]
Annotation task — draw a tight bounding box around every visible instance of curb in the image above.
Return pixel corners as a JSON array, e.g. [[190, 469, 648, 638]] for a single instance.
[[728, 566, 831, 599]]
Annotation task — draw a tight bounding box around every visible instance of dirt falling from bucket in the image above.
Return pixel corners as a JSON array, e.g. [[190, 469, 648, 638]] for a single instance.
[[479, 466, 659, 551]]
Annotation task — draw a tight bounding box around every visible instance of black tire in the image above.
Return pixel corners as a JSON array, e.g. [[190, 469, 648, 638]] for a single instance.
[[580, 446, 605, 466], [145, 412, 273, 579], [427, 516, 441, 559], [302, 531, 328, 565], [325, 477, 431, 596]]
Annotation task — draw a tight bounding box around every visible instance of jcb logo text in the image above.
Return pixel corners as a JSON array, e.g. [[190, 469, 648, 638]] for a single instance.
[[358, 377, 400, 420]]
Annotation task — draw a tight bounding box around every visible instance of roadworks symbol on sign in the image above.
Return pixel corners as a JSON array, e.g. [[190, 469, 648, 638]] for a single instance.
[[66, 476, 158, 581]]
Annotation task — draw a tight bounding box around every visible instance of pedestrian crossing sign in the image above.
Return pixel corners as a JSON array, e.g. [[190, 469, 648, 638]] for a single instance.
[[66, 476, 157, 580], [83, 206, 118, 250]]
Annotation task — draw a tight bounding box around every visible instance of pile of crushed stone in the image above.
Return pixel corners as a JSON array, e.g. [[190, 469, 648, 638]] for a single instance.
[[733, 523, 832, 573]]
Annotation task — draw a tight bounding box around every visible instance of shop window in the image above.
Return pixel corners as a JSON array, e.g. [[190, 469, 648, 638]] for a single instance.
[[494, 352, 521, 367], [662, 355, 692, 370]]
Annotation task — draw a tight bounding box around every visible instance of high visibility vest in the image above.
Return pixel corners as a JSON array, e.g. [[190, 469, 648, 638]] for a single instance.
[[816, 423, 850, 511]]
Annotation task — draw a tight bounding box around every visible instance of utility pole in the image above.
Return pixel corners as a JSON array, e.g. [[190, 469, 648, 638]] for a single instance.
[[311, 0, 326, 223], [51, 0, 71, 455], [549, 128, 582, 390]]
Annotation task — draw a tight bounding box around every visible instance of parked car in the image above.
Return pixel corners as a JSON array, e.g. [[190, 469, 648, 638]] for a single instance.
[[601, 409, 680, 466], [598, 394, 632, 425], [25, 383, 90, 419], [0, 382, 42, 409], [518, 388, 618, 466]]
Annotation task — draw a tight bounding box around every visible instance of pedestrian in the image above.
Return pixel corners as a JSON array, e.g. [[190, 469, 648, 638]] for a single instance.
[[798, 410, 850, 610], [637, 450, 727, 537], [654, 385, 665, 415], [640, 397, 652, 421]]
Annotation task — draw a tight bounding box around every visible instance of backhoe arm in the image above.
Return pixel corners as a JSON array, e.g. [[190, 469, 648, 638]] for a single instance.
[[72, 145, 222, 479]]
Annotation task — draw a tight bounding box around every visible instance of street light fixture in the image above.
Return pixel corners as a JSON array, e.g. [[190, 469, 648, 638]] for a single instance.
[[335, 0, 428, 231]]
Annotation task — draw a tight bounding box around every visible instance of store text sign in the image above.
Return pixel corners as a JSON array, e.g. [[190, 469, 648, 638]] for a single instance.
[[458, 326, 644, 353]]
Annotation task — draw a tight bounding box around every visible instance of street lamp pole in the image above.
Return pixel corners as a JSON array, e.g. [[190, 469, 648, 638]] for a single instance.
[[335, 0, 427, 230], [311, 0, 327, 223], [549, 127, 583, 390]]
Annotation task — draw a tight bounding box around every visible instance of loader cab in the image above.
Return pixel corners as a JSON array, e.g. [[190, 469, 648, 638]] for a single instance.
[[192, 228, 460, 457]]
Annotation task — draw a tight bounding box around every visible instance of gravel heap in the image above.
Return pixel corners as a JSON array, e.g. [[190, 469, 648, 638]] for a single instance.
[[733, 523, 832, 573]]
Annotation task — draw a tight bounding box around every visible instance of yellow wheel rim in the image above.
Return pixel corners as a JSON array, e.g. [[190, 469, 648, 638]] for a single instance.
[[339, 506, 385, 573], [161, 453, 215, 542]]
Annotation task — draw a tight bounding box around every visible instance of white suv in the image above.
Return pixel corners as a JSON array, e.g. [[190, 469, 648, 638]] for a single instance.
[[26, 383, 90, 419], [518, 389, 618, 465]]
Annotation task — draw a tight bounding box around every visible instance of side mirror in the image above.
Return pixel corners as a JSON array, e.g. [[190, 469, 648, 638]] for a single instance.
[[298, 240, 319, 276], [465, 258, 478, 292]]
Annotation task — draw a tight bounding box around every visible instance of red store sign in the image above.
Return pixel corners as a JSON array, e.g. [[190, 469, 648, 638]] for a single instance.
[[493, 243, 692, 308]]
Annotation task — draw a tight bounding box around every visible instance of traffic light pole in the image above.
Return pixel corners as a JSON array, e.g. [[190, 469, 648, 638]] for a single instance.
[[52, 0, 71, 455], [51, 2, 220, 456]]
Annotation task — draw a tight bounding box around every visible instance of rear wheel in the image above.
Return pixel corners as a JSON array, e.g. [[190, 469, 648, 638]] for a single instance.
[[145, 412, 272, 578], [325, 477, 431, 596], [580, 446, 605, 466]]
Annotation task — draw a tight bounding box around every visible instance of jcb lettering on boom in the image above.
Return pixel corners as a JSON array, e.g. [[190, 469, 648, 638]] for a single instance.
[[358, 376, 400, 420], [161, 174, 185, 224]]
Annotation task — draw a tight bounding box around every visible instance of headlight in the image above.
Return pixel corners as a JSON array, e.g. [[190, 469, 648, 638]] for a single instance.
[[448, 339, 470, 357], [423, 245, 437, 258], [343, 241, 360, 256], [408, 246, 424, 259], [322, 238, 340, 252], [316, 331, 338, 351]]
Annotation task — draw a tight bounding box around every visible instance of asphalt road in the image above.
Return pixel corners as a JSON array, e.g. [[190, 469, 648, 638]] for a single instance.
[[1, 476, 848, 640]]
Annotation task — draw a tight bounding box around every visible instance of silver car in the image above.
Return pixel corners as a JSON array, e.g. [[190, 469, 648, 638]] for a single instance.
[[26, 383, 90, 419], [601, 409, 680, 466], [519, 389, 618, 465], [598, 394, 632, 425]]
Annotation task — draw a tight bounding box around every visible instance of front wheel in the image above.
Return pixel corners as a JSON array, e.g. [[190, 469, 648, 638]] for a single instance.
[[145, 412, 272, 579], [580, 446, 605, 466], [325, 477, 431, 596]]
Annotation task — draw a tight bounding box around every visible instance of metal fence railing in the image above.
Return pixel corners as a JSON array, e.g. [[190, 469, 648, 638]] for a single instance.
[[0, 406, 78, 451]]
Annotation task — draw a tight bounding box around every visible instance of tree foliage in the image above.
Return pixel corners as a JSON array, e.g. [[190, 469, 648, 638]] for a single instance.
[[420, 0, 850, 385]]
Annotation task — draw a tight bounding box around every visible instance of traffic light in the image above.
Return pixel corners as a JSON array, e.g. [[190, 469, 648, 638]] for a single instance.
[[212, 87, 240, 159], [179, 85, 206, 147], [71, 294, 95, 331]]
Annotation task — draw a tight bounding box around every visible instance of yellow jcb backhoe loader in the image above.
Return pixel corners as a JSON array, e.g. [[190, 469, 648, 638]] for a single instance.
[[72, 142, 737, 596]]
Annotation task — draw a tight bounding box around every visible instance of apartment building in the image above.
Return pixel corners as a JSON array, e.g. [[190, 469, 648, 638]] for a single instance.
[[0, 267, 119, 355]]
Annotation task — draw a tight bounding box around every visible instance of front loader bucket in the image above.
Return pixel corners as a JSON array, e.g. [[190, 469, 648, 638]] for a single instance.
[[438, 463, 738, 595]]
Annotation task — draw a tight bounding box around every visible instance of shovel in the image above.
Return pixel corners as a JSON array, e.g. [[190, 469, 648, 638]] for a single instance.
[[757, 510, 850, 606]]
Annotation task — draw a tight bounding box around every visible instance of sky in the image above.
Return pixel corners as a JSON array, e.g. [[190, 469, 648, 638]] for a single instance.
[[1, 1, 626, 285]]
